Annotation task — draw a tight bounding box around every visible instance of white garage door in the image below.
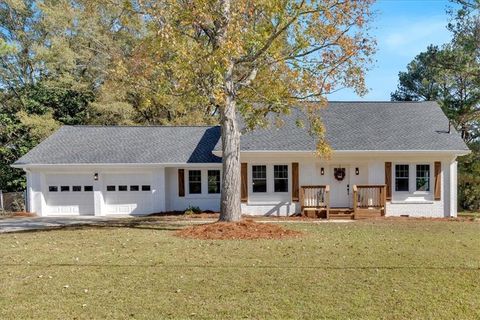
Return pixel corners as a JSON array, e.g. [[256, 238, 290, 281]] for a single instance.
[[103, 173, 153, 215], [45, 174, 94, 216]]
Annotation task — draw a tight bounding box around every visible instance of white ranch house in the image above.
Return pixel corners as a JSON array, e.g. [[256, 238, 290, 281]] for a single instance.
[[13, 102, 469, 219]]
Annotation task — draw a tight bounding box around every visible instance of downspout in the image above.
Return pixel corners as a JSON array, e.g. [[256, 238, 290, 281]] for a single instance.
[[23, 169, 31, 213]]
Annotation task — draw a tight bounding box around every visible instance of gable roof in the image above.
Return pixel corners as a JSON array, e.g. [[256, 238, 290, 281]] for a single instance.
[[14, 101, 468, 166], [14, 126, 222, 165], [216, 101, 469, 152]]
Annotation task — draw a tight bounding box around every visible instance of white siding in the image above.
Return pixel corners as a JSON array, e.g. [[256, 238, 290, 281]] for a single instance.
[[450, 161, 458, 217], [241, 203, 298, 216], [165, 167, 221, 212], [238, 153, 457, 217], [24, 152, 461, 218], [27, 171, 43, 215], [93, 173, 105, 216], [386, 201, 444, 217], [152, 169, 166, 213], [240, 153, 370, 216], [367, 161, 384, 184], [372, 157, 456, 218]]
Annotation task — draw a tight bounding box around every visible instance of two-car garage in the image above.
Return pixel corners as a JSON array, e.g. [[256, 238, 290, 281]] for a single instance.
[[43, 173, 154, 216], [15, 126, 223, 217]]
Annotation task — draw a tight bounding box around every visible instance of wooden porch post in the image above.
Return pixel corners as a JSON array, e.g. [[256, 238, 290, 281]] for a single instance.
[[325, 185, 330, 219], [382, 185, 387, 216], [353, 185, 358, 215], [299, 186, 304, 216]]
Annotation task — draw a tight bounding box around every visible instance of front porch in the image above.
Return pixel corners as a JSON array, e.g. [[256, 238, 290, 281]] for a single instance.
[[238, 158, 449, 218], [299, 185, 386, 220]]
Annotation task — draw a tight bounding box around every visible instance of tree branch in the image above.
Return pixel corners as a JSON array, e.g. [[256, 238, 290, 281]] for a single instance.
[[235, 67, 258, 90], [234, 0, 307, 64]]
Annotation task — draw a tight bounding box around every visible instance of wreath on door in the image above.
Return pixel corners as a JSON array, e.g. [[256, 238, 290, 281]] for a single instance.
[[334, 168, 346, 181]]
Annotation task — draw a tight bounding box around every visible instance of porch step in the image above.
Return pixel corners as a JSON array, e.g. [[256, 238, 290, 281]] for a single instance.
[[303, 209, 328, 219], [329, 213, 354, 220], [354, 209, 383, 220], [330, 208, 354, 215], [329, 208, 354, 220]]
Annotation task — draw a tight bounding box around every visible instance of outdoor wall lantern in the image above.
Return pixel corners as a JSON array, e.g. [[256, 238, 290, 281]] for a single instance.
[[94, 173, 98, 181], [320, 167, 325, 175], [355, 167, 360, 175]]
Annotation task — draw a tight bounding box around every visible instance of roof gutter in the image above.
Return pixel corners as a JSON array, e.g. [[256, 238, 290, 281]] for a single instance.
[[11, 162, 222, 169], [212, 149, 471, 157], [12, 149, 471, 169]]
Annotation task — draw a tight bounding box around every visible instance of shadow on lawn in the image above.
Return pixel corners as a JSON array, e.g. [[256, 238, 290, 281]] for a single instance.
[[5, 220, 189, 234]]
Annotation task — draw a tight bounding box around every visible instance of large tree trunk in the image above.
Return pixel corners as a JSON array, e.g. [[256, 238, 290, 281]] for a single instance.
[[219, 69, 242, 222]]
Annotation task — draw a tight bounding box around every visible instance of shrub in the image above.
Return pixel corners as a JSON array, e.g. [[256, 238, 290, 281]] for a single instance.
[[458, 146, 480, 211], [184, 205, 202, 215]]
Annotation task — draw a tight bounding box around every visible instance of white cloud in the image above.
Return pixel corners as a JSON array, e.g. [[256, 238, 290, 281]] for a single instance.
[[328, 4, 455, 101], [380, 16, 451, 57]]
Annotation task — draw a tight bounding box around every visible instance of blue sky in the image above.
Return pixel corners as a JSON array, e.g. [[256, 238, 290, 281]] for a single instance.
[[328, 0, 456, 101]]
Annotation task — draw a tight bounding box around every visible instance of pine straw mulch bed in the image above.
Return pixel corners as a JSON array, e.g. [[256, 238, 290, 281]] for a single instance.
[[149, 211, 220, 219], [175, 219, 303, 240]]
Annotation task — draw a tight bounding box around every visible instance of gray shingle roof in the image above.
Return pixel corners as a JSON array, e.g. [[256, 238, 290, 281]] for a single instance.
[[15, 126, 222, 165], [15, 101, 468, 166], [217, 101, 469, 152]]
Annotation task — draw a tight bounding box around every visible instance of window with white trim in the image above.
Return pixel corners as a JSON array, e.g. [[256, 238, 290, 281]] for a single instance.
[[252, 165, 267, 193], [395, 164, 409, 192], [416, 164, 430, 192], [207, 170, 221, 194], [274, 165, 288, 192], [189, 170, 202, 194]]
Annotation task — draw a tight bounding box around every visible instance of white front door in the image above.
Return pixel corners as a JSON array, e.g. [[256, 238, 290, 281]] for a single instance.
[[330, 166, 350, 207]]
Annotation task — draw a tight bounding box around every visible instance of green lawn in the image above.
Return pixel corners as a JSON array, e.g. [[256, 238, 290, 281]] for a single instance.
[[1, 220, 479, 319]]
